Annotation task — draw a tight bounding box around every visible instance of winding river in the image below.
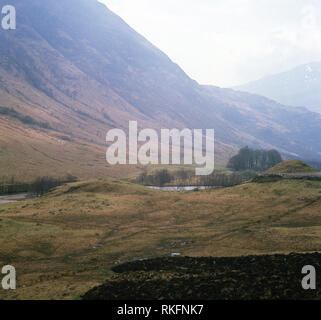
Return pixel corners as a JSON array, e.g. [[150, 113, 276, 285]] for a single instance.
[[147, 186, 220, 191]]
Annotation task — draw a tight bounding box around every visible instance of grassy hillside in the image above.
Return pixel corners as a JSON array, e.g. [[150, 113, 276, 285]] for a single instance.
[[0, 178, 321, 299], [265, 160, 320, 174]]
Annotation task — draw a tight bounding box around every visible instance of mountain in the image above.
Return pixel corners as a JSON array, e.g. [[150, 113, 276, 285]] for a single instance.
[[1, 0, 321, 180], [235, 61, 321, 114]]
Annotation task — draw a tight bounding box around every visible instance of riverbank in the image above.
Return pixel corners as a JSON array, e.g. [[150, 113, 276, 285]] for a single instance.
[[147, 186, 221, 191], [0, 193, 32, 204]]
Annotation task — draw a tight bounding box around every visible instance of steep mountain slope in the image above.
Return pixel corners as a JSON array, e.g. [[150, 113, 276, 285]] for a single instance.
[[235, 61, 321, 114], [1, 0, 321, 180]]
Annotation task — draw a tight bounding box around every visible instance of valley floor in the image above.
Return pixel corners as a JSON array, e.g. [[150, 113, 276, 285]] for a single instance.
[[0, 178, 320, 299]]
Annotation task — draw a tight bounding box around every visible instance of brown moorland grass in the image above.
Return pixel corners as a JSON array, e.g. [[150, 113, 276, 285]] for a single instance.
[[0, 178, 320, 299], [264, 160, 319, 174]]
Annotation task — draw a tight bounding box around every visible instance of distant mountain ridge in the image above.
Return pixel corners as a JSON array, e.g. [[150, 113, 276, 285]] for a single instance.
[[235, 61, 321, 114], [1, 0, 321, 179]]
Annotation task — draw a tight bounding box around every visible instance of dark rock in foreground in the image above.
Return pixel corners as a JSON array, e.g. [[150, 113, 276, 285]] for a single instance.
[[83, 253, 321, 300]]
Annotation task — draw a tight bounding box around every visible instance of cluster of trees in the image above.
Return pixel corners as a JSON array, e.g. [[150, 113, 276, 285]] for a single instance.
[[227, 147, 282, 171], [29, 176, 77, 196], [0, 181, 30, 195], [199, 171, 257, 187], [136, 169, 172, 186], [136, 168, 256, 187], [0, 175, 77, 195]]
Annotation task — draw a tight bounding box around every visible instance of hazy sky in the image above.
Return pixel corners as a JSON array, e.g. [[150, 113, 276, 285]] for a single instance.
[[99, 0, 321, 87]]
